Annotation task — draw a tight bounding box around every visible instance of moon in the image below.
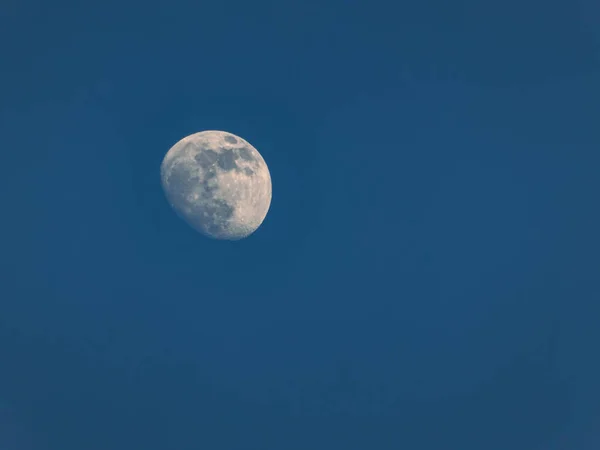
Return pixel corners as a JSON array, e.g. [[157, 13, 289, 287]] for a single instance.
[[160, 130, 272, 240]]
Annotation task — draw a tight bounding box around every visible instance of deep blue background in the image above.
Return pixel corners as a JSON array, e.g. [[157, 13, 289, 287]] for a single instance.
[[1, 0, 599, 448]]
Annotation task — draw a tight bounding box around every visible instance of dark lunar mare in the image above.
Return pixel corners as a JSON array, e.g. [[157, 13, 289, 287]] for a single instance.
[[217, 148, 239, 172], [164, 160, 234, 237], [200, 199, 235, 236], [236, 146, 254, 162], [200, 168, 217, 199], [194, 148, 219, 168], [194, 144, 255, 176], [163, 163, 197, 206]]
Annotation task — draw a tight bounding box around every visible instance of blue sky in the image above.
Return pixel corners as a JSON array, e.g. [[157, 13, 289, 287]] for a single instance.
[[1, 0, 599, 449]]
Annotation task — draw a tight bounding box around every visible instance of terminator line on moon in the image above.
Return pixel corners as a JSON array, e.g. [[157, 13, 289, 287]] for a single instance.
[[160, 130, 272, 240]]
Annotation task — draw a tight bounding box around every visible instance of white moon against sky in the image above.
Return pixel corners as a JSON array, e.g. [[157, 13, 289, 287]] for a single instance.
[[160, 130, 272, 240]]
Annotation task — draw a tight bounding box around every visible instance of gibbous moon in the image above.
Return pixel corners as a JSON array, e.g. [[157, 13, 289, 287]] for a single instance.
[[160, 130, 272, 240]]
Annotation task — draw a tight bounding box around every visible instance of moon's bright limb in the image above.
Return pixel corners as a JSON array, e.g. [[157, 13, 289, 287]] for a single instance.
[[160, 130, 272, 240]]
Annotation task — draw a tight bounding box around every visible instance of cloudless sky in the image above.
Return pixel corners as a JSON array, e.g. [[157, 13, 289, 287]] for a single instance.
[[1, 0, 599, 449]]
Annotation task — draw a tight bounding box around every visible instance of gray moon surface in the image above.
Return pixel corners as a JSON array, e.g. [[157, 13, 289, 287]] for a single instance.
[[160, 130, 272, 240]]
